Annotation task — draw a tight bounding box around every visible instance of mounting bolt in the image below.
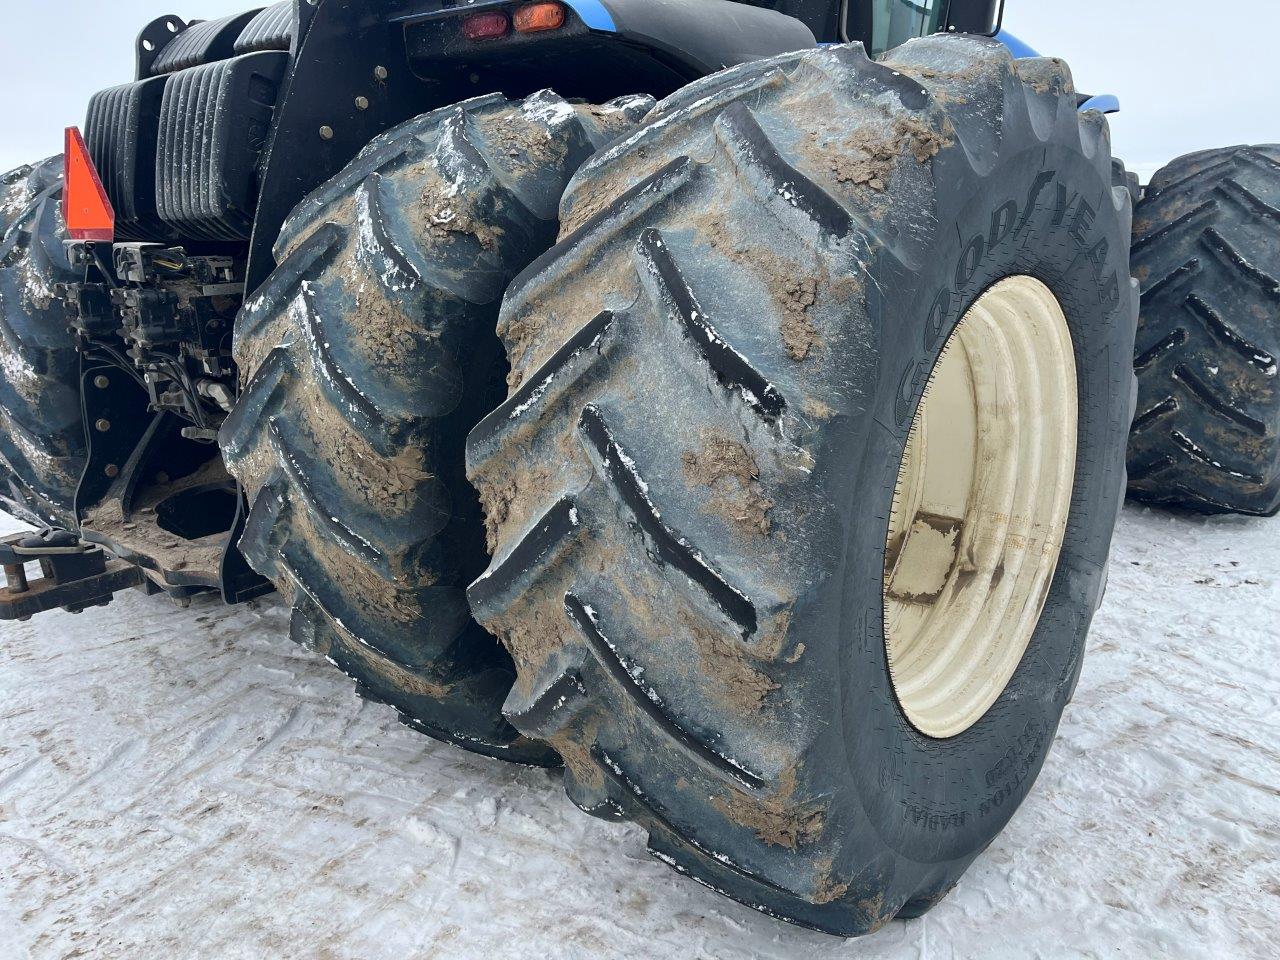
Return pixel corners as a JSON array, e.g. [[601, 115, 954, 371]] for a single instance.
[[94, 375, 110, 389], [319, 125, 335, 141], [95, 418, 111, 432], [104, 464, 120, 478], [4, 563, 29, 594], [373, 65, 388, 81], [354, 95, 370, 111]]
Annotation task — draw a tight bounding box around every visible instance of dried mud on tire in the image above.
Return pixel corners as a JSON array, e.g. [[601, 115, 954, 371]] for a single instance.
[[468, 39, 1136, 935], [222, 91, 654, 762]]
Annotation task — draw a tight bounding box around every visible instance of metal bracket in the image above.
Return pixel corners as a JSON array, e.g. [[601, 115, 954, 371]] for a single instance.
[[0, 530, 146, 622], [135, 15, 190, 81]]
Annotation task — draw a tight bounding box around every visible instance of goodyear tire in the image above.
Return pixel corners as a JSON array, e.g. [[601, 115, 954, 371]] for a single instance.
[[1127, 144, 1280, 515], [0, 157, 85, 530], [467, 40, 1136, 933], [222, 92, 653, 761]]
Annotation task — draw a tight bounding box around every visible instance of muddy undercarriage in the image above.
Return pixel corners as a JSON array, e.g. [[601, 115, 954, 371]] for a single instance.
[[0, 235, 266, 619]]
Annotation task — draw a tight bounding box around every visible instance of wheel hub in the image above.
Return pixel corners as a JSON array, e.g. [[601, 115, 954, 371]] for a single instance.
[[883, 276, 1078, 739]]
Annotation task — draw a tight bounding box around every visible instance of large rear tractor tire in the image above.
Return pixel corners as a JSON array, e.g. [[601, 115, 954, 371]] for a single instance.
[[467, 39, 1136, 933], [1127, 144, 1280, 515], [0, 157, 85, 530], [222, 92, 653, 762]]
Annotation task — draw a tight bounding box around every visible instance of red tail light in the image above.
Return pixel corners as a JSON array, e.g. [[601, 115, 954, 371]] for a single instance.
[[63, 127, 115, 243], [514, 2, 566, 33], [463, 11, 510, 41]]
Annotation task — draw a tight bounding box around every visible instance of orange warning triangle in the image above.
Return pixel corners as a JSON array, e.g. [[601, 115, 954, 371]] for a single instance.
[[63, 126, 114, 242]]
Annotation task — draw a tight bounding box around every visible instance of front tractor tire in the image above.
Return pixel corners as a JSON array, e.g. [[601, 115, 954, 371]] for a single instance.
[[0, 157, 86, 530], [1127, 145, 1280, 515], [467, 39, 1136, 934], [222, 91, 653, 761]]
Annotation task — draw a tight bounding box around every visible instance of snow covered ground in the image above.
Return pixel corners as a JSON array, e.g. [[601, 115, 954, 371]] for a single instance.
[[0, 505, 1276, 959]]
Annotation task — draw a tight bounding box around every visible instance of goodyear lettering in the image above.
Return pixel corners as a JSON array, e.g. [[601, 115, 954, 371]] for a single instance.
[[903, 804, 969, 832], [1013, 169, 1056, 238], [955, 233, 985, 289], [988, 199, 1018, 249], [896, 171, 1121, 429]]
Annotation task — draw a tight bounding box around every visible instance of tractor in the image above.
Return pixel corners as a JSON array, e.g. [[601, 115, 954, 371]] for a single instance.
[[1, 0, 1275, 937]]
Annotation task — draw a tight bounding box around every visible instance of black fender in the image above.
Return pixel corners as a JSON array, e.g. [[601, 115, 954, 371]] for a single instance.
[[246, 0, 817, 292]]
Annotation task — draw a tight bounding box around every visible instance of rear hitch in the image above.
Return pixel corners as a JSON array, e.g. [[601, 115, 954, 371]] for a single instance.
[[0, 528, 147, 622]]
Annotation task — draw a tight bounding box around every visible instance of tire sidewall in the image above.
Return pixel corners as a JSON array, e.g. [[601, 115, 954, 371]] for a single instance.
[[834, 141, 1132, 865]]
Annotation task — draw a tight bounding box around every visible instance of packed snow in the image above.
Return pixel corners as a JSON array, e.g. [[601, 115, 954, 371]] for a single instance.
[[0, 505, 1276, 959]]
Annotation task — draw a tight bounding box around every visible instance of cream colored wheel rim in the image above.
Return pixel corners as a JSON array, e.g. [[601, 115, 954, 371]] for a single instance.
[[883, 276, 1078, 739]]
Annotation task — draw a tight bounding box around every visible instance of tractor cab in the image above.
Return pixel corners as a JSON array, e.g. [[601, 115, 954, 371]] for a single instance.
[[756, 0, 1004, 52], [859, 0, 1004, 53]]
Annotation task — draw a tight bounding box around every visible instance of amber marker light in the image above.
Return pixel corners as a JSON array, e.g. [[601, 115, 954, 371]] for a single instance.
[[514, 2, 566, 33]]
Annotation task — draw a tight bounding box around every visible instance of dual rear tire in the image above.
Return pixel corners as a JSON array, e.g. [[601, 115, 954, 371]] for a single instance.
[[465, 38, 1136, 933], [225, 92, 654, 761]]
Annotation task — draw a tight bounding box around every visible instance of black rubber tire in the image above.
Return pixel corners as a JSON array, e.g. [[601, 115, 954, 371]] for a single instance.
[[1113, 158, 1142, 207], [467, 39, 1136, 934], [221, 92, 653, 763], [1126, 144, 1280, 515], [0, 157, 86, 530]]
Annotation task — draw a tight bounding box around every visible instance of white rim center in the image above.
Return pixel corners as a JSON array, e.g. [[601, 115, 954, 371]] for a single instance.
[[883, 276, 1078, 739]]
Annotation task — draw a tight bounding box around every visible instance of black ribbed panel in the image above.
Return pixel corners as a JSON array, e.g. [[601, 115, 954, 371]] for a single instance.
[[150, 10, 262, 76], [155, 51, 288, 241], [235, 3, 295, 54], [83, 75, 174, 241], [84, 84, 132, 217]]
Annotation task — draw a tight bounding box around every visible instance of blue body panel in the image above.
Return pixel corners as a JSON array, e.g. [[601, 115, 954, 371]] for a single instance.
[[570, 11, 1118, 114], [997, 29, 1119, 114], [1078, 94, 1121, 114], [565, 0, 617, 32], [995, 29, 1040, 59]]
